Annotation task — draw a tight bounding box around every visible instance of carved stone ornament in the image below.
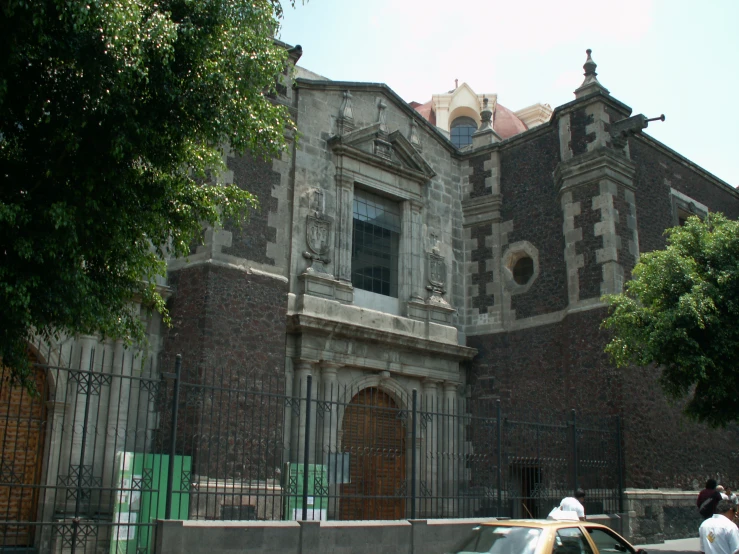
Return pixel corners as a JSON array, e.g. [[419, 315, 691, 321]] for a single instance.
[[409, 119, 422, 151], [338, 90, 355, 135], [426, 248, 447, 296], [303, 214, 331, 274]]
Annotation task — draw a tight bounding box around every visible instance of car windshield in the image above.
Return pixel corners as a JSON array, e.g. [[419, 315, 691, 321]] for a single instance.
[[453, 525, 543, 554]]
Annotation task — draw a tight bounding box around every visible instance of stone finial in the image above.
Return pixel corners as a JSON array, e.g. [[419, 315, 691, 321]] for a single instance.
[[574, 48, 610, 99], [471, 96, 499, 147], [377, 99, 388, 134], [338, 90, 354, 135], [478, 97, 493, 132]]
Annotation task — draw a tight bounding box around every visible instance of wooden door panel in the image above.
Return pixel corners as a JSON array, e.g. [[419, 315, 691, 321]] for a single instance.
[[0, 361, 47, 546], [340, 388, 405, 520]]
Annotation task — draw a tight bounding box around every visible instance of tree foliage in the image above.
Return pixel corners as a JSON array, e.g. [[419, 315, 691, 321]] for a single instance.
[[0, 0, 295, 383], [602, 213, 739, 427]]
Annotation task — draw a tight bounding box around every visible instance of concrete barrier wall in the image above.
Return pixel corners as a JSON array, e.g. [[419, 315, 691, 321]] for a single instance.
[[154, 515, 641, 554], [154, 518, 489, 554]]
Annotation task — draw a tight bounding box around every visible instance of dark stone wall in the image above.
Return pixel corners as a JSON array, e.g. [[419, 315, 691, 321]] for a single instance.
[[470, 223, 494, 312], [569, 108, 595, 156], [161, 263, 288, 480], [468, 308, 739, 489], [612, 191, 636, 282], [630, 137, 739, 254], [572, 183, 604, 300], [221, 151, 280, 264], [469, 153, 492, 198], [500, 129, 568, 319]]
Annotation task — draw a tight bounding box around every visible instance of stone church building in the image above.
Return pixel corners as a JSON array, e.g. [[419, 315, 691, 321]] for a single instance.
[[5, 47, 739, 550]]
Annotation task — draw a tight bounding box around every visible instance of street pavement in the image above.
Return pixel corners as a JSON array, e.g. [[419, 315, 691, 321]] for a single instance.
[[635, 537, 700, 554]]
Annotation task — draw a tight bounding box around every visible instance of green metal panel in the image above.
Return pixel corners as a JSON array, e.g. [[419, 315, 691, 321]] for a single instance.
[[110, 453, 191, 554], [284, 463, 328, 520]]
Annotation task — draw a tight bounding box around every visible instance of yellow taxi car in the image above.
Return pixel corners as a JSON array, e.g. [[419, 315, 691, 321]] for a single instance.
[[449, 519, 645, 554]]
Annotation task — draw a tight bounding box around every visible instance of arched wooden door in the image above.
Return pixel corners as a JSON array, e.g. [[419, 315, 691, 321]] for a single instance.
[[0, 354, 48, 546], [340, 388, 406, 520]]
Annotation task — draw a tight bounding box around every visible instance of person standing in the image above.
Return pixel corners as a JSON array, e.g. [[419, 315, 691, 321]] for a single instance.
[[700, 480, 725, 520], [699, 499, 739, 554], [558, 489, 587, 521]]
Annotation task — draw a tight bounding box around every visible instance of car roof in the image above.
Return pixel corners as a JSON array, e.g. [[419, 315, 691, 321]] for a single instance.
[[475, 519, 612, 530]]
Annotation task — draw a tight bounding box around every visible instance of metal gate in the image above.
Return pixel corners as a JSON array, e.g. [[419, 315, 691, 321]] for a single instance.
[[0, 352, 623, 553]]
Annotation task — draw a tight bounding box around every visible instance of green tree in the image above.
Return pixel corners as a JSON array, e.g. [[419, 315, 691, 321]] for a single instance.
[[0, 0, 296, 383], [602, 213, 739, 427]]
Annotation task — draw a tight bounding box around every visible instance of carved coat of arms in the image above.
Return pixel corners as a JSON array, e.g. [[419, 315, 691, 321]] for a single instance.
[[303, 215, 331, 273], [427, 249, 446, 294]]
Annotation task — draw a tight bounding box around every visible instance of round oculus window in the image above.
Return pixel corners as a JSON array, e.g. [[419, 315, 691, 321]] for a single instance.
[[512, 256, 534, 285]]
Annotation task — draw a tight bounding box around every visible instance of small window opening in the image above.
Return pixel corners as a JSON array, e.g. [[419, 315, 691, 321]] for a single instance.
[[512, 256, 534, 285], [450, 116, 478, 149]]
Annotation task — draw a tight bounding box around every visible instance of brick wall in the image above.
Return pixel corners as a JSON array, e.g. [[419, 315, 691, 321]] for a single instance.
[[500, 130, 568, 318], [630, 136, 739, 254], [222, 151, 281, 265], [469, 307, 739, 490], [162, 263, 288, 481]]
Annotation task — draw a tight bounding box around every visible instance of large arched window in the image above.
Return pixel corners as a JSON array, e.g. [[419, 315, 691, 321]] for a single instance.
[[450, 116, 478, 148]]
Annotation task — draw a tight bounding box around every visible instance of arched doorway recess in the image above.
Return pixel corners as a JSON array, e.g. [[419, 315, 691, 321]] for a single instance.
[[0, 353, 48, 546], [339, 387, 406, 520]]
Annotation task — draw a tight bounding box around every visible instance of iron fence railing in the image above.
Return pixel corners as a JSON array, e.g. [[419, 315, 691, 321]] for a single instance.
[[0, 353, 623, 553]]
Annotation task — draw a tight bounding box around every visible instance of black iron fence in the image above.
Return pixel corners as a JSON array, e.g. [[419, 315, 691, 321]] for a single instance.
[[0, 352, 623, 553]]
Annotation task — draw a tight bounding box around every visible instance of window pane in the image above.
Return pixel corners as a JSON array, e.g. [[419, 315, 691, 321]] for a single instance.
[[553, 528, 594, 554], [451, 116, 478, 148], [351, 189, 400, 298], [586, 528, 633, 554]]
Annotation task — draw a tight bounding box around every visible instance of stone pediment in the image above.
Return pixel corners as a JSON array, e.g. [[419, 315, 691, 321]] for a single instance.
[[328, 123, 436, 184]]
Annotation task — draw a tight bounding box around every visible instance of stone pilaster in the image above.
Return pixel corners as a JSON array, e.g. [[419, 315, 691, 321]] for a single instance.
[[334, 172, 354, 283], [409, 200, 424, 301]]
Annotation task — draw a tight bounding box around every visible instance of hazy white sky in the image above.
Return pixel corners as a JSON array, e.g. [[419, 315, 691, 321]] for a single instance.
[[279, 0, 738, 187]]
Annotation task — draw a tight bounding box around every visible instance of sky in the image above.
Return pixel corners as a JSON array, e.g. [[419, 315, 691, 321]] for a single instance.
[[278, 0, 739, 187]]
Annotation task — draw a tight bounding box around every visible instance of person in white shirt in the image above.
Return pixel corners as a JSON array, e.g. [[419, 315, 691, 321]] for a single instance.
[[557, 489, 586, 520], [700, 500, 739, 554], [718, 486, 730, 501]]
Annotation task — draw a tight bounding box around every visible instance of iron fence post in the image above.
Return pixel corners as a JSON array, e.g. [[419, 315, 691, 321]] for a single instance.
[[616, 416, 624, 513], [571, 409, 578, 494], [411, 389, 417, 519], [165, 354, 182, 519], [496, 400, 502, 517], [71, 353, 95, 554], [302, 375, 312, 521]]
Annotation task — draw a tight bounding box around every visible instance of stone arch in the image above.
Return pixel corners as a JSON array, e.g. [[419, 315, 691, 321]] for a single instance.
[[448, 105, 481, 130]]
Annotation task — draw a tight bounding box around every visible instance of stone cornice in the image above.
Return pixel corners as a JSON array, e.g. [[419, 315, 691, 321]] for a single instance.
[[462, 194, 502, 226], [551, 90, 632, 120], [554, 147, 637, 195], [287, 313, 477, 362]]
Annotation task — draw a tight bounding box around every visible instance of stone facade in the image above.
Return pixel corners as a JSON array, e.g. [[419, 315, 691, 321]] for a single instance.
[[16, 48, 739, 550]]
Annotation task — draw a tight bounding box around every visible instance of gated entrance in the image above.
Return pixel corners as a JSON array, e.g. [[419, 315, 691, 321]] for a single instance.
[[0, 353, 623, 552], [339, 388, 406, 520]]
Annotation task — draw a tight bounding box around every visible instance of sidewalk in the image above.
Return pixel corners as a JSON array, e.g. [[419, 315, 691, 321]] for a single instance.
[[635, 537, 700, 552]]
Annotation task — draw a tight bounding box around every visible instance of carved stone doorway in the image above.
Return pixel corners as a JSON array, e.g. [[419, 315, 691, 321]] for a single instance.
[[339, 387, 406, 520]]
